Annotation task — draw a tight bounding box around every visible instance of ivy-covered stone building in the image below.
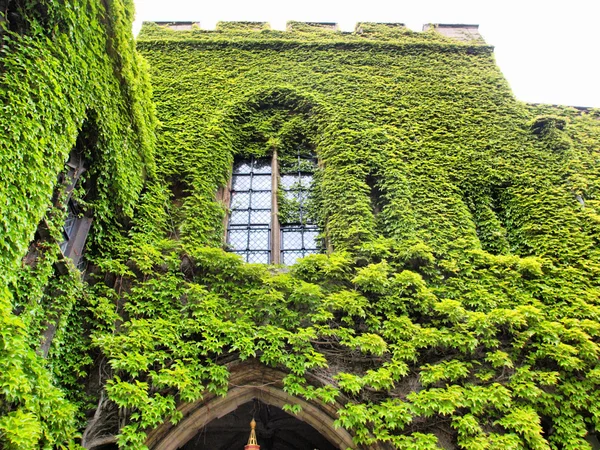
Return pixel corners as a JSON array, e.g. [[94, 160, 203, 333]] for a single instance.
[[1, 2, 600, 449]]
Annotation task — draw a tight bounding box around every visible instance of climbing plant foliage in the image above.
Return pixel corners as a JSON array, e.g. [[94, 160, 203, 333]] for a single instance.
[[2, 11, 600, 450], [97, 22, 599, 449], [0, 0, 155, 447]]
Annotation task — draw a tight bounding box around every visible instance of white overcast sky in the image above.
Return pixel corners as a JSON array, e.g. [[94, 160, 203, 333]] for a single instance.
[[132, 0, 600, 108]]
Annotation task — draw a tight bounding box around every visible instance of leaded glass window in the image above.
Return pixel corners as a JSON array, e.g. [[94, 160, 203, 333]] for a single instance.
[[227, 156, 272, 264], [226, 151, 321, 265], [279, 150, 319, 265]]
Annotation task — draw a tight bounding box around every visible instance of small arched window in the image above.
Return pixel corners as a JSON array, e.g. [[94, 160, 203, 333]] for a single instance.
[[226, 149, 320, 264]]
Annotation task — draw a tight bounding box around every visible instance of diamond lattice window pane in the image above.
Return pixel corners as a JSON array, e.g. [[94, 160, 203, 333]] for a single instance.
[[282, 229, 303, 250], [228, 229, 248, 251], [63, 212, 77, 237], [253, 159, 272, 174], [231, 192, 250, 210], [303, 229, 319, 249], [228, 152, 320, 265], [252, 175, 271, 190], [248, 229, 269, 250], [250, 210, 271, 225], [232, 175, 251, 191], [280, 175, 299, 190], [247, 251, 270, 264], [230, 210, 249, 225], [233, 160, 252, 174], [251, 191, 272, 209], [59, 233, 69, 253], [281, 250, 304, 265]]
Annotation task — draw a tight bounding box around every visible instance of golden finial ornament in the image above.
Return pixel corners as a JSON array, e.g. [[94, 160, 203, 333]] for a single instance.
[[244, 418, 260, 449]]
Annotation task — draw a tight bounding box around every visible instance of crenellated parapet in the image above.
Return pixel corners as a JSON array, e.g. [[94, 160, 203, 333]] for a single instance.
[[355, 22, 406, 33], [286, 21, 339, 32], [216, 21, 271, 31], [422, 23, 482, 42], [143, 20, 485, 43], [154, 21, 201, 31]]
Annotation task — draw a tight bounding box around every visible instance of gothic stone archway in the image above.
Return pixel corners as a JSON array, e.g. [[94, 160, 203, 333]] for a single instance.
[[145, 360, 386, 450], [180, 399, 338, 449]]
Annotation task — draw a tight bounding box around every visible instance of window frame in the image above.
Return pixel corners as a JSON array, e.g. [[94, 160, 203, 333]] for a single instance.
[[224, 149, 320, 265], [57, 149, 92, 270]]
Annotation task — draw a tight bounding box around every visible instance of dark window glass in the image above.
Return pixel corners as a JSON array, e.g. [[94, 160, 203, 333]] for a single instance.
[[63, 202, 78, 237]]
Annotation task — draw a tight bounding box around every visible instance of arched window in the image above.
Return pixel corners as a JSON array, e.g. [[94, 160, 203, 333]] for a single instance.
[[226, 149, 320, 264]]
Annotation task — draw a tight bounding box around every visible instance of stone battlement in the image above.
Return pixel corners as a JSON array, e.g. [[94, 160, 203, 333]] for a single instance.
[[148, 21, 482, 42]]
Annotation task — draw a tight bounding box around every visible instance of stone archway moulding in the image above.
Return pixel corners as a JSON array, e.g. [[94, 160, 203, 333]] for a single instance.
[[145, 360, 385, 450]]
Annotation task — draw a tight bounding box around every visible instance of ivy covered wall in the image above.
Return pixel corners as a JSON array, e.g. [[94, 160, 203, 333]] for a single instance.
[[114, 22, 598, 449], [1, 11, 600, 450], [0, 0, 155, 447]]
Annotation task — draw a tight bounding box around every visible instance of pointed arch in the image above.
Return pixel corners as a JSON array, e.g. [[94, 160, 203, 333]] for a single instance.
[[145, 360, 386, 450], [218, 87, 330, 263], [220, 86, 330, 158]]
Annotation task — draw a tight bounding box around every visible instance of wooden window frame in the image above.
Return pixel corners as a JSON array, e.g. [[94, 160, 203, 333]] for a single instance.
[[223, 150, 320, 265]]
